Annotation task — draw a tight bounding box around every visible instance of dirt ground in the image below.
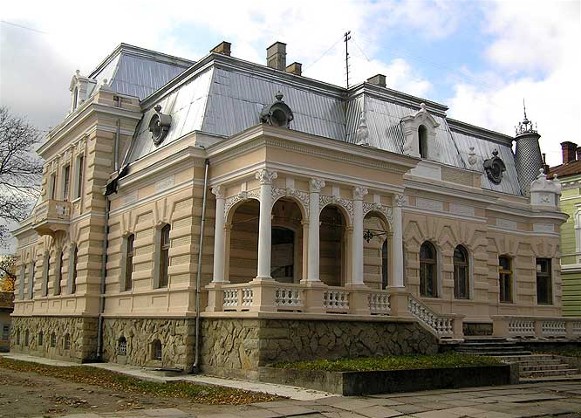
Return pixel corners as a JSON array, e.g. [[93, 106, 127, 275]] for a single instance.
[[0, 367, 237, 418]]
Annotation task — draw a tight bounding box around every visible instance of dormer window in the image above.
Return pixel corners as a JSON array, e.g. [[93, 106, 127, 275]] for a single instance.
[[72, 87, 79, 110], [401, 103, 440, 160], [69, 70, 97, 113]]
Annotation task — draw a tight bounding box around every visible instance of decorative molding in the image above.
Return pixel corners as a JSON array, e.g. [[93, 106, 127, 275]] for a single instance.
[[309, 178, 326, 193], [123, 191, 138, 205], [394, 194, 407, 207], [496, 218, 517, 230], [533, 223, 554, 233], [319, 194, 353, 221], [353, 186, 368, 200], [449, 203, 475, 217], [155, 175, 174, 192], [255, 169, 277, 185], [211, 185, 225, 199], [224, 189, 260, 220], [363, 202, 393, 224], [271, 187, 310, 218], [415, 197, 443, 212]]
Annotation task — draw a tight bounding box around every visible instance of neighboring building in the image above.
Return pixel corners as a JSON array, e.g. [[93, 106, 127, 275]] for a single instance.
[[10, 41, 573, 377], [0, 292, 14, 352], [549, 142, 581, 316]]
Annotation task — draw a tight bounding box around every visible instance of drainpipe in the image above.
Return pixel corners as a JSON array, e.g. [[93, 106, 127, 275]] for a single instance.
[[96, 196, 110, 361], [192, 158, 210, 373], [114, 120, 120, 172]]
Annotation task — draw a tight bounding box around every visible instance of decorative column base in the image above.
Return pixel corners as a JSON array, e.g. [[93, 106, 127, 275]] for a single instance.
[[345, 284, 371, 315], [300, 280, 327, 314], [387, 286, 412, 318], [205, 282, 225, 312], [249, 278, 276, 312]]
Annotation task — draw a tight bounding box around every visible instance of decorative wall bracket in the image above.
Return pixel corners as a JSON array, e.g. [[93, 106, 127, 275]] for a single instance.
[[149, 105, 172, 145], [483, 149, 506, 185]]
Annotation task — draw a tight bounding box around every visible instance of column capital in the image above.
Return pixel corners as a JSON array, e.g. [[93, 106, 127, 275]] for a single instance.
[[309, 178, 325, 193], [256, 169, 277, 185], [353, 186, 368, 200], [394, 194, 407, 207], [211, 185, 225, 199]]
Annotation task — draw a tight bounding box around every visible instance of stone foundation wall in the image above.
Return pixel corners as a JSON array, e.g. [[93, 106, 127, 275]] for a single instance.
[[200, 318, 439, 380], [10, 316, 98, 363], [102, 317, 195, 371]]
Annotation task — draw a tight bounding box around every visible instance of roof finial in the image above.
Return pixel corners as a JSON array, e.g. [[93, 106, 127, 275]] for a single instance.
[[515, 98, 537, 135]]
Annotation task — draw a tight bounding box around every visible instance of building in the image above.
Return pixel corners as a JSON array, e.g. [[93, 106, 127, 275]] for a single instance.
[[10, 41, 575, 378], [549, 142, 581, 316]]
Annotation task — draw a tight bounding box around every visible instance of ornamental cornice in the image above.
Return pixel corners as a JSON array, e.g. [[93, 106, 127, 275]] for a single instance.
[[255, 169, 277, 185]]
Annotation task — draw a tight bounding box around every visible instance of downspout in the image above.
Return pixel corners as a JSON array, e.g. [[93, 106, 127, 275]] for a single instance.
[[192, 157, 210, 373], [114, 120, 120, 172], [97, 195, 110, 361]]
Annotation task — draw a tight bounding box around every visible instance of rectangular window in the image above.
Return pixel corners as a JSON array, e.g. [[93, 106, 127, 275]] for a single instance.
[[159, 225, 170, 288], [42, 253, 50, 297], [62, 165, 71, 201], [75, 155, 84, 199], [536, 258, 552, 305], [28, 262, 35, 299], [2, 325, 9, 341], [54, 251, 63, 296], [499, 256, 513, 303], [124, 234, 135, 291], [49, 173, 57, 200]]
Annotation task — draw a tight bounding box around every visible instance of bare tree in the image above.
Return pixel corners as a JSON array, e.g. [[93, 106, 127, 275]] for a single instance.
[[0, 107, 43, 247]]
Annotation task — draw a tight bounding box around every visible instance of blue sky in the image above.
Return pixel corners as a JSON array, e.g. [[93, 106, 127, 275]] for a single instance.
[[1, 0, 580, 166]]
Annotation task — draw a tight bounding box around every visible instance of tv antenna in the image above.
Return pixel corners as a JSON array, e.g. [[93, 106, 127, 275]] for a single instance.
[[344, 31, 351, 88]]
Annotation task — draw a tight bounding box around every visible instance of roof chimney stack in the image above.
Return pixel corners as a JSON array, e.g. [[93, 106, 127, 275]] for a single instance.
[[211, 41, 231, 56], [267, 42, 286, 71], [561, 141, 577, 164], [367, 74, 386, 88], [286, 62, 302, 76]]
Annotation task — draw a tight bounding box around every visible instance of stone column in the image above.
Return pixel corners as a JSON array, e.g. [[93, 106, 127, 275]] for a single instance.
[[211, 185, 227, 283], [255, 169, 277, 280], [391, 194, 405, 287], [307, 178, 325, 281], [350, 186, 367, 285]]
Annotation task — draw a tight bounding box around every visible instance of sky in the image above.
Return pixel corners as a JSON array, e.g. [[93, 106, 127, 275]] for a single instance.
[[0, 0, 580, 169]]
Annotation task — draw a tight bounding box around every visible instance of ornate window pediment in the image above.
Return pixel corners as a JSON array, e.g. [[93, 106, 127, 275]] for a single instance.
[[401, 103, 440, 159], [69, 70, 97, 112]]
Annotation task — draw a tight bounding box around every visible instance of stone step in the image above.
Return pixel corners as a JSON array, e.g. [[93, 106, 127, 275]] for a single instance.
[[521, 368, 579, 378], [520, 363, 573, 372], [458, 350, 532, 356], [499, 354, 556, 362]]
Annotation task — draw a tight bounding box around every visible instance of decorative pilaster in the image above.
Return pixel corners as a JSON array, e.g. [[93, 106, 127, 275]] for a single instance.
[[211, 186, 227, 283], [255, 169, 277, 280], [350, 186, 368, 286], [307, 178, 325, 282], [391, 194, 405, 287]]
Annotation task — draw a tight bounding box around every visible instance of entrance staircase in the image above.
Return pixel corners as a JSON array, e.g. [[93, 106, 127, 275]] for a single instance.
[[455, 338, 580, 382]]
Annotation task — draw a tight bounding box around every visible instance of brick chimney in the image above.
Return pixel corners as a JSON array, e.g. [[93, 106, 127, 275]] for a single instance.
[[211, 41, 231, 56], [267, 42, 286, 71], [561, 141, 577, 164], [286, 62, 302, 76], [367, 74, 386, 88]]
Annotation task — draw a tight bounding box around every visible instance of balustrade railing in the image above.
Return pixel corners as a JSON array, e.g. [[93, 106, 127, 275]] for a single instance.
[[493, 316, 581, 339], [408, 295, 457, 338], [323, 288, 350, 313], [368, 291, 390, 315], [274, 286, 303, 311]]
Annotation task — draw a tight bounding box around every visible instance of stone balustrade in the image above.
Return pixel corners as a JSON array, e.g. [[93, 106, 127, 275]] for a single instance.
[[492, 315, 581, 339], [408, 294, 464, 339], [33, 199, 71, 236], [206, 281, 395, 316]]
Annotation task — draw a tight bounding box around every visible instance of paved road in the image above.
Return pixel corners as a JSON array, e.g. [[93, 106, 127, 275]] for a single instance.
[[37, 380, 581, 418], [6, 354, 580, 418]]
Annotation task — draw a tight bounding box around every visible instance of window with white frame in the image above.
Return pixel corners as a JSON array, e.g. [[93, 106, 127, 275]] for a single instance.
[[499, 255, 513, 303], [74, 154, 84, 199], [453, 245, 470, 299], [420, 241, 438, 297], [62, 165, 71, 201], [536, 258, 553, 305]]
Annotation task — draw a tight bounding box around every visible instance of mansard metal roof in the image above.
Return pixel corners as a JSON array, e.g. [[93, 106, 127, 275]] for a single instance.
[[90, 43, 194, 100], [124, 49, 523, 196]]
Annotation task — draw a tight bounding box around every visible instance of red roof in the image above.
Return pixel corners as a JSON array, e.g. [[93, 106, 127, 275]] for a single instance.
[[549, 160, 581, 179]]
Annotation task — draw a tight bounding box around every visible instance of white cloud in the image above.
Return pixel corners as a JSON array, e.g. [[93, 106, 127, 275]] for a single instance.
[[447, 0, 581, 166]]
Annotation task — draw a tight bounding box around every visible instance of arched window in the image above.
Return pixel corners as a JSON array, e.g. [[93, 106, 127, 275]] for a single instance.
[[118, 336, 127, 356], [151, 339, 162, 360], [50, 332, 57, 348], [24, 329, 29, 346], [454, 245, 469, 299], [16, 329, 21, 345], [54, 250, 63, 296], [42, 253, 50, 297], [70, 245, 78, 294], [418, 125, 428, 158], [420, 241, 438, 297], [28, 262, 35, 299], [499, 255, 513, 303], [381, 240, 389, 289], [64, 333, 71, 350], [38, 330, 44, 347]]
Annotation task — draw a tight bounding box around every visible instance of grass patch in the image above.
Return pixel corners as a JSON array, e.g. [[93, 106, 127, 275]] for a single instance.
[[274, 352, 502, 372], [0, 356, 280, 404]]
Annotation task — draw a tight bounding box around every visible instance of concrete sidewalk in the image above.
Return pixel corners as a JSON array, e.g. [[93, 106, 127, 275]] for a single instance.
[[5, 353, 581, 417]]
